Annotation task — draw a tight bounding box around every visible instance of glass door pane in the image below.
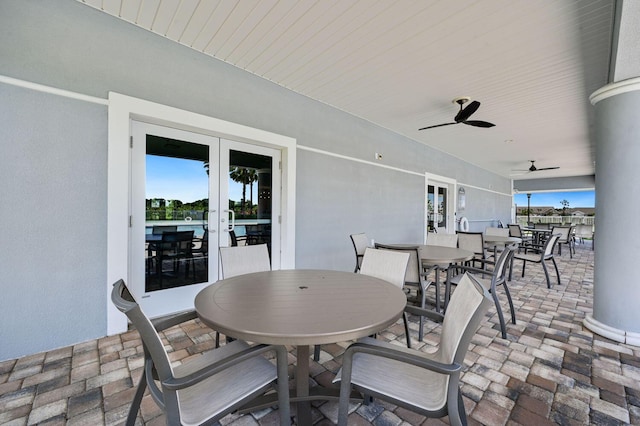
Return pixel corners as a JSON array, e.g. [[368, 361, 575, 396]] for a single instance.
[[437, 186, 447, 230], [145, 136, 210, 292], [219, 140, 281, 271], [427, 185, 435, 232]]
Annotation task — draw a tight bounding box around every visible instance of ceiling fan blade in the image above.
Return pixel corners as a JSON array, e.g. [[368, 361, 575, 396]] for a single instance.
[[455, 100, 480, 122], [418, 122, 457, 130], [533, 166, 560, 171], [463, 120, 495, 128]]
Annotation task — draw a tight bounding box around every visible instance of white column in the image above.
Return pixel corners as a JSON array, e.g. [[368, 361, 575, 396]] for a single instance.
[[585, 78, 640, 346]]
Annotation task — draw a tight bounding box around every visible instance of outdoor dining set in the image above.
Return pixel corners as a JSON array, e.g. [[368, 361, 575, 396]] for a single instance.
[[117, 223, 583, 425]]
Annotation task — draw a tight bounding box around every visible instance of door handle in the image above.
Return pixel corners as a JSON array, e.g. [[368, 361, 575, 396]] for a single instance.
[[223, 209, 235, 231]]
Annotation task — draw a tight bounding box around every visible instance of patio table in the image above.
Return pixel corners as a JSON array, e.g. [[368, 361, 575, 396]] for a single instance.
[[194, 269, 406, 424]]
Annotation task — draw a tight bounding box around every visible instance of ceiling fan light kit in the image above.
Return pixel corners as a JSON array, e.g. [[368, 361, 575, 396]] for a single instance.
[[418, 96, 496, 130]]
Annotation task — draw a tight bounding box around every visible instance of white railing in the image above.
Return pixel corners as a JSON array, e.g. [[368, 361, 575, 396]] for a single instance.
[[516, 215, 595, 227]]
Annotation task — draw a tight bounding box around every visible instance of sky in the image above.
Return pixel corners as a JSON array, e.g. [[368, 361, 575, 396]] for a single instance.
[[513, 190, 595, 208], [148, 155, 595, 209], [146, 155, 246, 203]]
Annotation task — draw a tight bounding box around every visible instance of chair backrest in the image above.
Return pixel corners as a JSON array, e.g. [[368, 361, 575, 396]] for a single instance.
[[161, 231, 195, 255], [374, 243, 421, 285], [508, 224, 523, 238], [542, 234, 561, 257], [219, 244, 271, 278], [152, 225, 178, 235], [359, 247, 409, 289], [551, 226, 571, 243], [575, 223, 594, 238], [439, 273, 492, 365], [493, 244, 516, 283], [534, 223, 550, 229], [485, 227, 509, 237], [426, 232, 458, 248], [229, 230, 239, 246], [350, 233, 369, 271], [111, 280, 174, 383], [456, 232, 486, 257]]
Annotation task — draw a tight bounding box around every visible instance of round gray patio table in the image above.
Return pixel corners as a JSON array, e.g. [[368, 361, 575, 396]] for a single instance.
[[194, 269, 407, 424]]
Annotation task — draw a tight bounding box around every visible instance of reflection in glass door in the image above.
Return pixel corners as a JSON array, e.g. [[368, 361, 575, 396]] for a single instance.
[[427, 184, 448, 232], [144, 136, 211, 292], [131, 123, 281, 318], [219, 140, 281, 268]]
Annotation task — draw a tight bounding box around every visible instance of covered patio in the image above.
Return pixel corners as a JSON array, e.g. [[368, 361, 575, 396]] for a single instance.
[[3, 242, 639, 425]]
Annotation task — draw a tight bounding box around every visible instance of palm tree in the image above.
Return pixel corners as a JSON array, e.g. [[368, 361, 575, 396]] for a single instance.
[[229, 167, 258, 215]]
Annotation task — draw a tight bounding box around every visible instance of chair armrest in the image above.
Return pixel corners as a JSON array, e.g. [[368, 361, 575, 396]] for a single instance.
[[342, 339, 461, 376], [404, 305, 444, 323], [151, 310, 198, 332], [162, 344, 286, 390]]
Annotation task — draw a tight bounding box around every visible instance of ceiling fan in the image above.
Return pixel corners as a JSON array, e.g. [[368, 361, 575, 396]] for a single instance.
[[511, 160, 560, 175], [418, 96, 495, 130]]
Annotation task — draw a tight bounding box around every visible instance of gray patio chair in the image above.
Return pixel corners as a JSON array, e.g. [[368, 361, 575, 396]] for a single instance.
[[110, 280, 290, 426], [350, 233, 369, 272], [574, 224, 594, 245], [219, 244, 271, 278], [449, 245, 517, 339], [485, 227, 509, 237], [334, 273, 491, 426], [424, 232, 459, 311], [456, 231, 494, 269], [375, 243, 437, 343], [510, 233, 561, 288], [552, 225, 575, 258], [359, 247, 412, 348], [508, 224, 533, 249], [426, 232, 458, 248]]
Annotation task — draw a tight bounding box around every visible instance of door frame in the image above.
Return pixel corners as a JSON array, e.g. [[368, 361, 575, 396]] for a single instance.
[[424, 172, 457, 241], [107, 93, 296, 334]]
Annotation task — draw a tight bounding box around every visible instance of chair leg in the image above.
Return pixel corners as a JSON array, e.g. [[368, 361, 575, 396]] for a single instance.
[[502, 283, 516, 325], [541, 261, 552, 289], [126, 369, 147, 426], [491, 289, 507, 339], [521, 260, 527, 277], [313, 345, 321, 361], [551, 257, 561, 285], [403, 312, 412, 349]]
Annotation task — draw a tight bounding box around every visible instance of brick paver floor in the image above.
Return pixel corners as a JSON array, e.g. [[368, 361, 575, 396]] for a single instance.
[[2, 240, 640, 425]]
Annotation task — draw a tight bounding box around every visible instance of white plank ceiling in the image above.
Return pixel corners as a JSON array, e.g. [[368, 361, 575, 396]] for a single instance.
[[78, 0, 615, 181]]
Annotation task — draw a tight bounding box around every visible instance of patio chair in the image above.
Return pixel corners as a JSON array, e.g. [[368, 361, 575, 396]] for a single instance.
[[574, 224, 594, 245], [485, 227, 509, 237], [350, 233, 369, 272], [552, 225, 575, 258], [219, 244, 271, 278], [153, 231, 195, 287], [359, 247, 412, 348], [424, 232, 459, 310], [217, 244, 271, 348], [510, 233, 562, 288], [456, 231, 494, 269], [508, 224, 533, 249], [110, 280, 290, 426], [449, 245, 517, 339], [334, 273, 491, 426], [375, 243, 438, 343]]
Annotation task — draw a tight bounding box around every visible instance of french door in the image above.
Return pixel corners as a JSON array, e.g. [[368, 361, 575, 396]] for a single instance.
[[131, 121, 280, 317]]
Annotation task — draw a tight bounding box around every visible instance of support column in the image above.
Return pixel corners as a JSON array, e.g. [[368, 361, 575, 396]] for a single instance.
[[584, 0, 640, 346], [585, 78, 640, 345]]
